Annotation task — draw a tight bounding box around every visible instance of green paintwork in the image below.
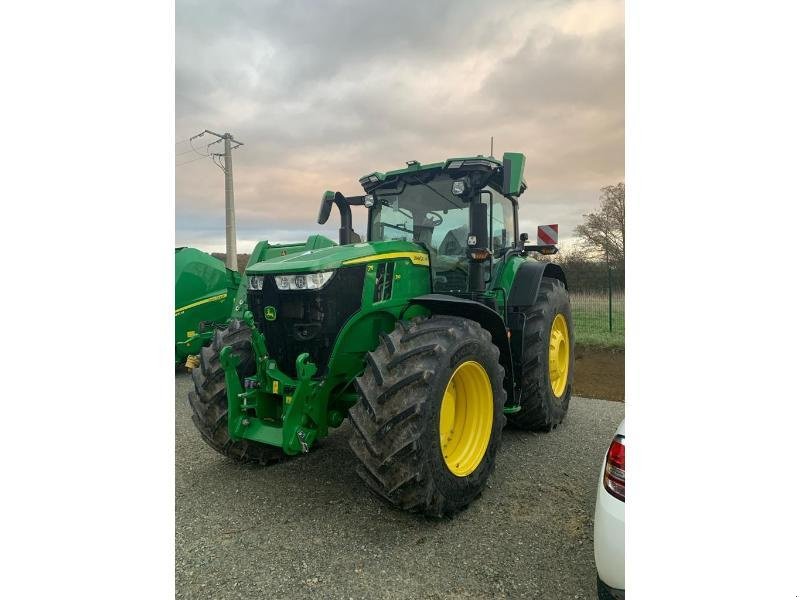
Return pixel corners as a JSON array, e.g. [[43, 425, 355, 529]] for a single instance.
[[217, 153, 546, 456], [224, 248, 432, 455], [174, 248, 240, 364], [246, 239, 429, 275], [501, 152, 526, 197], [490, 254, 527, 312]]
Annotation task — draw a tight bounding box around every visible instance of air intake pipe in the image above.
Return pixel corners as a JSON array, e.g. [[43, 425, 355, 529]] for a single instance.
[[317, 190, 356, 245]]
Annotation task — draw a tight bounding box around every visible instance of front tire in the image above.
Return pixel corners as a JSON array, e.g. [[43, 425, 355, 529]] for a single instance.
[[348, 315, 506, 517], [508, 277, 575, 431], [187, 319, 284, 465]]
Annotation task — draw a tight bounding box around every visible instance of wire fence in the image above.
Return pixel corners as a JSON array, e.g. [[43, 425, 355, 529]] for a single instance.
[[545, 257, 625, 349], [570, 290, 625, 348]]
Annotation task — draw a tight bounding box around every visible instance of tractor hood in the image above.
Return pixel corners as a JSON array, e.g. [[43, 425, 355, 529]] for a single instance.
[[245, 240, 428, 275]]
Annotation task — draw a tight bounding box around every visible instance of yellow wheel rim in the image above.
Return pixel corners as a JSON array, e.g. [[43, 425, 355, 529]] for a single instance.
[[549, 313, 570, 397], [439, 361, 494, 477]]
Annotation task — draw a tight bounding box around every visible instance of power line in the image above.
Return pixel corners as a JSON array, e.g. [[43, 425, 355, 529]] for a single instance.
[[176, 154, 210, 167], [189, 136, 210, 157]]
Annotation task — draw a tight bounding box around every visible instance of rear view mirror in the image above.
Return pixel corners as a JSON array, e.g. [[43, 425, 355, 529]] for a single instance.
[[502, 152, 526, 197], [317, 190, 336, 225]]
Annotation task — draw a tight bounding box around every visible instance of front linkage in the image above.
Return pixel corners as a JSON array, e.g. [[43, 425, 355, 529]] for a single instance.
[[219, 311, 345, 456]]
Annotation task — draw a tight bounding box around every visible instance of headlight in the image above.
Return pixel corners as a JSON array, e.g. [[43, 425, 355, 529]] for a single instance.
[[274, 271, 334, 290], [363, 194, 374, 208], [247, 275, 264, 290]]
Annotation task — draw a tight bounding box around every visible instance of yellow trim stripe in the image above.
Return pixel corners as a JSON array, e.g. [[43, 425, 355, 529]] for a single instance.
[[342, 251, 429, 266], [175, 292, 228, 316]]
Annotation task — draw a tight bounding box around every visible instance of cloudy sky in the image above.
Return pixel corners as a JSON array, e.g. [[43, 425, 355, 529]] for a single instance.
[[176, 0, 623, 253]]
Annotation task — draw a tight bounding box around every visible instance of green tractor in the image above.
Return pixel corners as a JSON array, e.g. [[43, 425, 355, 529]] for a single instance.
[[188, 153, 574, 517]]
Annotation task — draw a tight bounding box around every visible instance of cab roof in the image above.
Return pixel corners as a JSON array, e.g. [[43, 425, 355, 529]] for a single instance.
[[358, 154, 527, 196]]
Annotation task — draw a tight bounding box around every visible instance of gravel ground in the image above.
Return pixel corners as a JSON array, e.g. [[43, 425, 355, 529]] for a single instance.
[[176, 373, 624, 599]]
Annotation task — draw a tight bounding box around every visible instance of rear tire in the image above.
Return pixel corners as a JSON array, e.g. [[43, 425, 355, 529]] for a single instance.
[[348, 315, 506, 517], [508, 277, 575, 431], [187, 319, 284, 465]]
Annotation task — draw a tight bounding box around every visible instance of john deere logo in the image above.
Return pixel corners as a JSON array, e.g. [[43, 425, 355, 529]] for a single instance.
[[264, 306, 277, 321]]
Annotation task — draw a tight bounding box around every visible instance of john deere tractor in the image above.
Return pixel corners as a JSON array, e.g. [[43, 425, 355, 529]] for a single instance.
[[188, 153, 573, 517]]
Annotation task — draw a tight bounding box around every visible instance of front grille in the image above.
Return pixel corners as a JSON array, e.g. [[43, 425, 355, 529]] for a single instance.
[[247, 266, 366, 377]]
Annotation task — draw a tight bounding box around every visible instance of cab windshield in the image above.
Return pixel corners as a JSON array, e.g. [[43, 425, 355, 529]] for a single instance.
[[369, 176, 468, 247], [368, 173, 516, 292]]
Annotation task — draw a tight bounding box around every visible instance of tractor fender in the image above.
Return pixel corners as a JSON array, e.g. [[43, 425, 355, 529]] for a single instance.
[[407, 294, 515, 404], [507, 260, 567, 308], [504, 260, 568, 401]]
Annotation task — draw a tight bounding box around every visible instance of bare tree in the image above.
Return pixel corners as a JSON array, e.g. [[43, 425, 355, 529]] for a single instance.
[[575, 182, 625, 264]]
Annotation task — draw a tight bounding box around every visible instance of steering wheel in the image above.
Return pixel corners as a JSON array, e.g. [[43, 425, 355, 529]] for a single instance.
[[425, 211, 443, 226]]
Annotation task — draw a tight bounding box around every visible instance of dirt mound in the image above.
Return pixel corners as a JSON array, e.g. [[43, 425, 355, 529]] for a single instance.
[[573, 346, 624, 402]]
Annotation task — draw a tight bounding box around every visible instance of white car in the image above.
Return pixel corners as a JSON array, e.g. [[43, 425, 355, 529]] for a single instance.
[[594, 419, 625, 599]]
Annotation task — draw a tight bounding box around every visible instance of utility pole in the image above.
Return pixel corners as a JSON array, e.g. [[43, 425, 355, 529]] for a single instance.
[[190, 129, 244, 271]]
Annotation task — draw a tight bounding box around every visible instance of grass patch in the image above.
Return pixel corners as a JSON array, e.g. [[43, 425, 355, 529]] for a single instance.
[[570, 292, 624, 349], [574, 331, 624, 350]]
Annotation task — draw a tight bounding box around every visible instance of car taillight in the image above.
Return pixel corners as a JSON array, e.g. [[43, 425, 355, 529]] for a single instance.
[[603, 435, 625, 501]]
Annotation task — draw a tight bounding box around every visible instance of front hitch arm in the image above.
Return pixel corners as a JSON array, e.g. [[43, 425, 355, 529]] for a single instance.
[[222, 311, 322, 454], [242, 310, 270, 381], [281, 353, 318, 454]]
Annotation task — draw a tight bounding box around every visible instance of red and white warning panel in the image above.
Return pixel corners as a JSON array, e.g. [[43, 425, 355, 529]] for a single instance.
[[537, 224, 558, 245]]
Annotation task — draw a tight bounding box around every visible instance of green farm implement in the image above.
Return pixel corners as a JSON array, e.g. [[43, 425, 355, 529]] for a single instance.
[[188, 153, 574, 516], [174, 247, 240, 366]]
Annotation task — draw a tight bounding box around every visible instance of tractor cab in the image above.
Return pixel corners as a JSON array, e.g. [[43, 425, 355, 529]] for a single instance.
[[362, 155, 524, 298], [318, 153, 527, 301]]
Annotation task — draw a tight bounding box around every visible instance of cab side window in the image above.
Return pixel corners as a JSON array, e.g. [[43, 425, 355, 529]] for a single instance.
[[482, 188, 516, 253]]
